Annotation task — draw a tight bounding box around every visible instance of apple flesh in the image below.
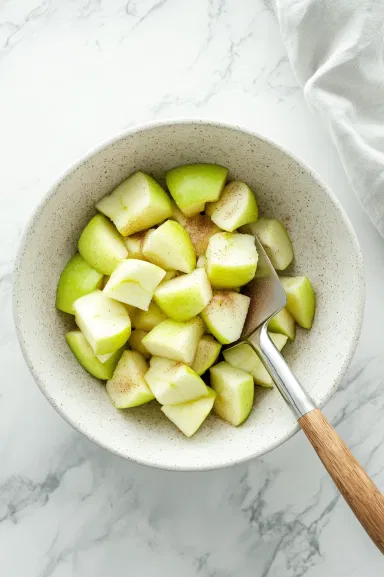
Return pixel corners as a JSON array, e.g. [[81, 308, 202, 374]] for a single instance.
[[206, 232, 258, 289], [280, 276, 315, 329], [142, 317, 204, 364], [252, 218, 293, 270], [96, 171, 173, 236], [201, 290, 250, 344], [191, 335, 222, 376], [223, 343, 273, 388], [128, 329, 151, 359], [166, 163, 228, 216], [196, 255, 206, 268], [268, 307, 296, 340], [172, 210, 221, 256], [78, 214, 128, 275], [104, 259, 166, 310], [66, 331, 123, 380], [210, 362, 254, 426], [269, 332, 288, 351], [161, 388, 216, 437], [73, 290, 131, 355], [154, 268, 212, 322], [142, 220, 196, 273], [124, 230, 151, 260], [56, 253, 104, 315], [145, 357, 208, 404], [106, 350, 154, 409], [223, 333, 287, 389], [208, 181, 258, 232], [132, 300, 168, 331]]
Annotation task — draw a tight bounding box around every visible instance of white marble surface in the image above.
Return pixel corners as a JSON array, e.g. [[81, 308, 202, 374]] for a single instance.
[[1, 1, 384, 575]]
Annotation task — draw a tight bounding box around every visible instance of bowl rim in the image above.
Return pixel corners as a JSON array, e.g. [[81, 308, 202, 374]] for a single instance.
[[13, 118, 366, 471]]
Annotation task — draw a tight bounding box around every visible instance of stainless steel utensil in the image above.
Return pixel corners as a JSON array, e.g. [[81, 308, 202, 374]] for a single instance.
[[236, 224, 384, 553]]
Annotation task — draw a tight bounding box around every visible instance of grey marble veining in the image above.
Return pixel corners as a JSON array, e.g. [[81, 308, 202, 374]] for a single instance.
[[1, 1, 384, 575]]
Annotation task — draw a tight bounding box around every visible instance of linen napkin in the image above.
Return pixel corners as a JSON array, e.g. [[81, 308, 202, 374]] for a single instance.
[[271, 0, 384, 236]]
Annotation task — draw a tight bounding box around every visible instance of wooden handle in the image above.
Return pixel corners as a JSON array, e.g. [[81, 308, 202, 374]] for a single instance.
[[299, 409, 384, 553]]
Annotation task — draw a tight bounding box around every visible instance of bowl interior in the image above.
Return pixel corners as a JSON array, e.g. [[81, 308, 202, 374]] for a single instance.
[[14, 121, 364, 470]]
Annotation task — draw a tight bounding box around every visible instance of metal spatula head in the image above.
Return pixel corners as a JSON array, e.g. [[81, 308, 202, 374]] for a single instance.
[[240, 223, 287, 339]]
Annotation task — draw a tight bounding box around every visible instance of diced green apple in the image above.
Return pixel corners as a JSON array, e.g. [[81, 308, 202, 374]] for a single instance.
[[208, 181, 258, 232], [191, 335, 222, 376], [96, 352, 116, 363], [66, 331, 123, 380], [142, 220, 196, 273], [206, 232, 258, 289], [132, 301, 168, 331], [96, 171, 173, 236], [124, 230, 151, 260], [210, 362, 254, 426], [128, 329, 151, 359], [269, 332, 288, 351], [223, 343, 273, 388], [73, 290, 131, 355], [268, 307, 296, 340], [166, 163, 228, 216], [142, 317, 204, 364], [161, 388, 216, 437], [201, 291, 250, 344], [163, 270, 178, 281], [252, 218, 293, 270], [154, 268, 212, 322], [56, 253, 104, 314], [197, 255, 206, 268], [280, 276, 316, 329], [106, 350, 154, 409], [104, 259, 166, 310], [172, 210, 221, 256], [78, 214, 128, 275], [145, 357, 208, 404]]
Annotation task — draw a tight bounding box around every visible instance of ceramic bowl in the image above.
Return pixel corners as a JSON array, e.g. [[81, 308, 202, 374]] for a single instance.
[[13, 120, 365, 471]]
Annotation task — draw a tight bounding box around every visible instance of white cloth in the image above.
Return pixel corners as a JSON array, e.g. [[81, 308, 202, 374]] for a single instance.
[[272, 0, 384, 236]]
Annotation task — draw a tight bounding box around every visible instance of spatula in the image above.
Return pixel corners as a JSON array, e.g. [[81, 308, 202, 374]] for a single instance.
[[237, 223, 384, 553]]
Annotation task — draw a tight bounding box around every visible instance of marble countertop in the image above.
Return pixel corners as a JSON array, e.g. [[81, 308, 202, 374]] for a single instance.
[[1, 1, 384, 575]]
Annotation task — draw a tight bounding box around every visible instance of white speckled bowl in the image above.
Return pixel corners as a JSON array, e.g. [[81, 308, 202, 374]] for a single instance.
[[13, 120, 365, 471]]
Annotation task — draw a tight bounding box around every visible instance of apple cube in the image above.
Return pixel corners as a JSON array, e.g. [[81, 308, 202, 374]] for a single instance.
[[280, 276, 315, 329], [154, 268, 212, 322], [128, 329, 151, 359], [208, 181, 258, 232], [223, 343, 273, 388], [96, 171, 173, 236], [201, 290, 250, 344], [166, 163, 228, 216], [197, 255, 206, 268], [163, 270, 178, 281], [252, 218, 293, 271], [66, 331, 123, 380], [73, 290, 131, 355], [124, 230, 151, 260], [106, 351, 154, 409], [210, 362, 254, 426], [78, 214, 128, 275], [172, 210, 221, 256], [161, 388, 216, 437], [269, 332, 288, 351], [206, 232, 258, 289], [191, 335, 222, 376], [142, 317, 204, 364], [56, 253, 104, 315], [142, 220, 196, 273], [268, 307, 296, 340], [103, 259, 166, 310], [145, 357, 208, 404], [132, 301, 168, 331]]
